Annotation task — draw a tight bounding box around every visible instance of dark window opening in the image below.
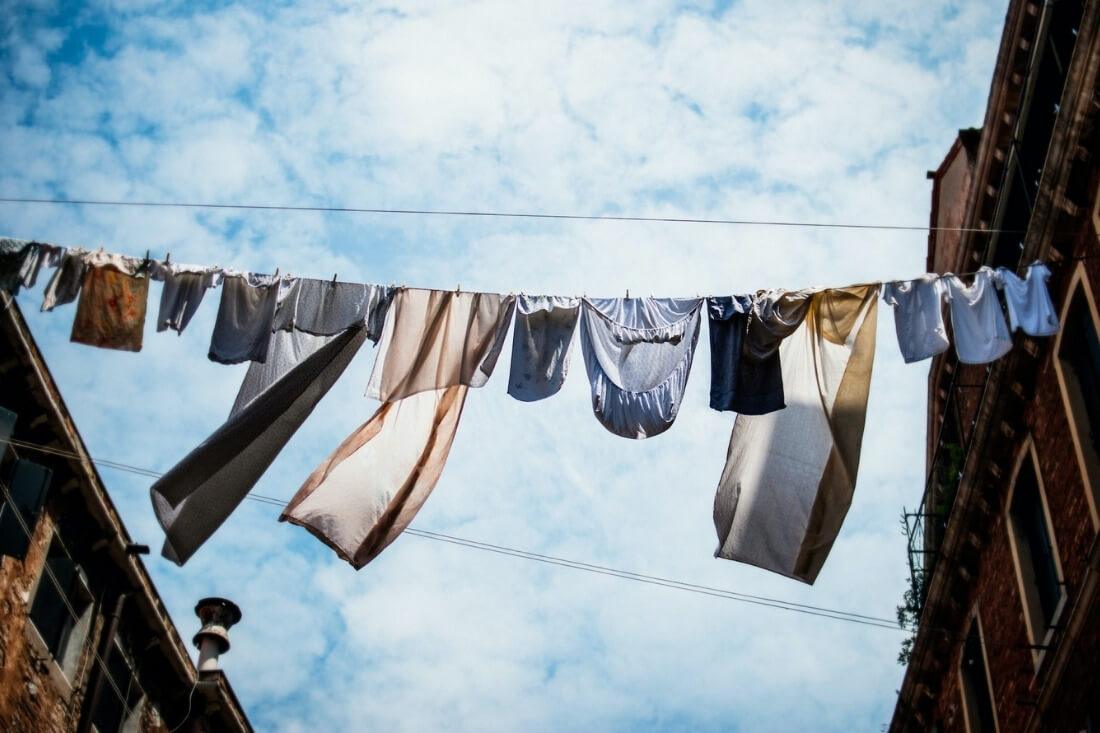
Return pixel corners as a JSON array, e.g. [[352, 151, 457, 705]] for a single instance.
[[1009, 452, 1064, 633], [28, 536, 92, 666], [960, 619, 997, 733], [92, 638, 143, 733], [1059, 287, 1100, 504]]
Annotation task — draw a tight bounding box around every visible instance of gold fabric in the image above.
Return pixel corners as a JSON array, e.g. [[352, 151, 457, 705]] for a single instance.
[[713, 284, 879, 584]]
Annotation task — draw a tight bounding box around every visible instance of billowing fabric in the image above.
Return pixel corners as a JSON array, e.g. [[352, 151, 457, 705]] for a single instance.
[[995, 262, 1058, 336], [70, 262, 150, 352], [208, 272, 285, 364], [944, 267, 1012, 364], [153, 263, 220, 334], [281, 385, 468, 568], [580, 297, 703, 439], [883, 275, 950, 363], [284, 288, 516, 569], [708, 291, 812, 415], [713, 285, 879, 584], [508, 295, 580, 402], [41, 249, 88, 312], [151, 326, 370, 565], [366, 289, 516, 402], [0, 239, 54, 294], [274, 278, 393, 338]]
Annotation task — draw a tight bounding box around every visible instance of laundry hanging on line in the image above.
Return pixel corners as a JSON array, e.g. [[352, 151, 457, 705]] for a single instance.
[[0, 236, 1063, 583]]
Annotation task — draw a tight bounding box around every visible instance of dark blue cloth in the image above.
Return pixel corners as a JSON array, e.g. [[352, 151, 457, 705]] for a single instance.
[[707, 295, 787, 415]]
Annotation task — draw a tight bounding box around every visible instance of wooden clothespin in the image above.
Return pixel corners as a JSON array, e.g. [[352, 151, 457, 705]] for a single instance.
[[331, 273, 338, 286]]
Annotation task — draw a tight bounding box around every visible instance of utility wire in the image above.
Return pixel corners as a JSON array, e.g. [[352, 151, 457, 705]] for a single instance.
[[2, 436, 905, 631], [0, 196, 1017, 234]]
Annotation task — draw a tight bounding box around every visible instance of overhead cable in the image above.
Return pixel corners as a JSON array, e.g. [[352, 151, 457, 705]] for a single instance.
[[0, 196, 1016, 233]]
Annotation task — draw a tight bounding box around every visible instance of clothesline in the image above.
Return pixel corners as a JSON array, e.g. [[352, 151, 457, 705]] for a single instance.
[[0, 234, 1062, 587], [0, 195, 1022, 234]]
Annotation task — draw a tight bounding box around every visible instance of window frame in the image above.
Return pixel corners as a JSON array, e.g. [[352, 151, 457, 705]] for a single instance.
[[1004, 438, 1068, 672], [958, 610, 999, 733], [1051, 261, 1100, 531], [25, 532, 94, 686]]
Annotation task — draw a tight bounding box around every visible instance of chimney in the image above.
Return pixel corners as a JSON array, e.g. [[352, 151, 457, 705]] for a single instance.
[[193, 597, 242, 673]]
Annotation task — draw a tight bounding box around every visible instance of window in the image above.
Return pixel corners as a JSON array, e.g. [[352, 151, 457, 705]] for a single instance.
[[0, 458, 52, 559], [92, 638, 144, 733], [959, 617, 998, 733], [28, 536, 93, 681], [1054, 269, 1100, 528], [1008, 446, 1066, 650]]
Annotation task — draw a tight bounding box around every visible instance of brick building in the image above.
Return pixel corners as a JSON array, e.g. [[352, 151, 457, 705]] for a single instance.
[[892, 0, 1100, 730], [0, 293, 252, 733]]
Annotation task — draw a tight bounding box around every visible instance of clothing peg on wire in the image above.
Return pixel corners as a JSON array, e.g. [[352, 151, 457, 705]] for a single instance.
[[165, 251, 171, 265], [331, 273, 338, 287], [625, 288, 630, 299], [455, 283, 461, 293]]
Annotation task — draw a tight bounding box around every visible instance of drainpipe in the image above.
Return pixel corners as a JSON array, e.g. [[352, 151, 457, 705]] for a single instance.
[[76, 591, 128, 733]]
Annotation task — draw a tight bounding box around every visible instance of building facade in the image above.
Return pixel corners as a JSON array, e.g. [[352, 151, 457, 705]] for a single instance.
[[893, 0, 1100, 731], [0, 293, 251, 733]]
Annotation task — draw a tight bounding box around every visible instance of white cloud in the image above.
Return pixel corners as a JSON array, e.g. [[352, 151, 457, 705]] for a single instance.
[[0, 0, 1007, 730]]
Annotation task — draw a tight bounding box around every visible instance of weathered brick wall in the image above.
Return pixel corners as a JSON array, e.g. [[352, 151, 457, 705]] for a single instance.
[[0, 511, 91, 733], [927, 223, 1100, 731]]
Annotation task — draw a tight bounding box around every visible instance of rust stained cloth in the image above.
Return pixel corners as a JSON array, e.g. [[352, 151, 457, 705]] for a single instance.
[[70, 259, 149, 352], [281, 288, 515, 568]]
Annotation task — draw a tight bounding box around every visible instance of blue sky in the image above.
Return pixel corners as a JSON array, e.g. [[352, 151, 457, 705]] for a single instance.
[[1, 1, 1005, 730]]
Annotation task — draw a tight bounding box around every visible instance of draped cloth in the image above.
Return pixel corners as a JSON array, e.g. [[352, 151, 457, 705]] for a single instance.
[[508, 295, 580, 402], [713, 284, 879, 584], [579, 297, 703, 439], [281, 289, 515, 568], [150, 283, 393, 565]]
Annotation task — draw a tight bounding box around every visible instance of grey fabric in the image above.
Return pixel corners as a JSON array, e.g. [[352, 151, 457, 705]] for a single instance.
[[41, 249, 89, 312], [507, 295, 579, 402], [273, 278, 394, 338], [0, 239, 44, 295], [579, 297, 702, 439], [151, 326, 369, 565], [208, 272, 286, 364], [154, 264, 220, 334]]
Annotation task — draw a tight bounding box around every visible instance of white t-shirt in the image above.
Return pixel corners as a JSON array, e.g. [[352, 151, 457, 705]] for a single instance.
[[883, 275, 949, 363], [944, 267, 1013, 364], [995, 262, 1059, 336]]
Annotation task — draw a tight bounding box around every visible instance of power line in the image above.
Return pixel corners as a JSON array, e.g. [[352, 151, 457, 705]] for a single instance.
[[2, 436, 905, 631], [0, 196, 1014, 234]]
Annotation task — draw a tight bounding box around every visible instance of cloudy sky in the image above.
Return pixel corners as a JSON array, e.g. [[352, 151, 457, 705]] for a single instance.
[[1, 1, 1006, 730]]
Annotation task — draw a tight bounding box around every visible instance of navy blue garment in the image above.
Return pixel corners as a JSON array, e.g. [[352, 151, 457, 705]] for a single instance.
[[708, 295, 752, 412], [708, 293, 807, 416]]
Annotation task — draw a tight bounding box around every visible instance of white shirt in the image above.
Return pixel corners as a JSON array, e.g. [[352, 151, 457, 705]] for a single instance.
[[944, 267, 1013, 364], [995, 262, 1059, 336], [883, 275, 949, 363]]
